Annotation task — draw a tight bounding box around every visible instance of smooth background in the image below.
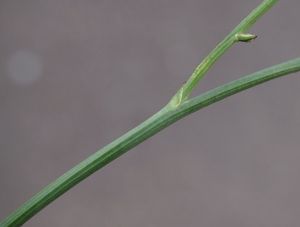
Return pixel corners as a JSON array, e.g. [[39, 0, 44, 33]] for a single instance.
[[1, 0, 300, 226]]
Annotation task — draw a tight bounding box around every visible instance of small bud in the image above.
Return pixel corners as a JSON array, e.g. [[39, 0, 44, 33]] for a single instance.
[[235, 33, 257, 42]]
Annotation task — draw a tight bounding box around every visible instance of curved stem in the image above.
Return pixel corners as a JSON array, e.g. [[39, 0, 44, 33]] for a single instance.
[[0, 0, 284, 226], [169, 0, 278, 106], [1, 58, 300, 227]]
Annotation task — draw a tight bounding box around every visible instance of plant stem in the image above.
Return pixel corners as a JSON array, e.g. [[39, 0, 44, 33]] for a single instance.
[[2, 58, 300, 227], [169, 0, 278, 106], [0, 0, 284, 226]]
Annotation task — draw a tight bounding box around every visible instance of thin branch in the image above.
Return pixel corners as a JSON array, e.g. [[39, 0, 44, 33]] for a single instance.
[[168, 0, 278, 107], [2, 57, 299, 227], [0, 0, 288, 226]]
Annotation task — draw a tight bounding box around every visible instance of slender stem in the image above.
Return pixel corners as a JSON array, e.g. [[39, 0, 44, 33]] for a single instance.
[[2, 58, 300, 227], [0, 0, 283, 226], [169, 0, 278, 107]]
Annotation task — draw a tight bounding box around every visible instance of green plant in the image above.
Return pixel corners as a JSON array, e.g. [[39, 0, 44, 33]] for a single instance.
[[1, 0, 299, 226]]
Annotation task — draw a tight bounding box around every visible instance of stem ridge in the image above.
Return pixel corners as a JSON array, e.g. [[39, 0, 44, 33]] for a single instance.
[[169, 0, 278, 104], [1, 1, 287, 226]]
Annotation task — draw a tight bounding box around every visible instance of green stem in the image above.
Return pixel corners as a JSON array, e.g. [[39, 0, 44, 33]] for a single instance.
[[0, 0, 285, 226], [169, 0, 278, 106], [2, 58, 300, 227]]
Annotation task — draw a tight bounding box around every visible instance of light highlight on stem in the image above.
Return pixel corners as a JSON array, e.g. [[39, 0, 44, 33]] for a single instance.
[[169, 0, 278, 106], [2, 57, 299, 227], [0, 0, 286, 226]]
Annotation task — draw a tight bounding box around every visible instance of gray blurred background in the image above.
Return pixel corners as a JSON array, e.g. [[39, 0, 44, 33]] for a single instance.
[[1, 0, 300, 226]]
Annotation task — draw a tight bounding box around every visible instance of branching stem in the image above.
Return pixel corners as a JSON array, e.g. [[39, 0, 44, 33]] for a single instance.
[[2, 1, 296, 226], [2, 57, 300, 227]]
